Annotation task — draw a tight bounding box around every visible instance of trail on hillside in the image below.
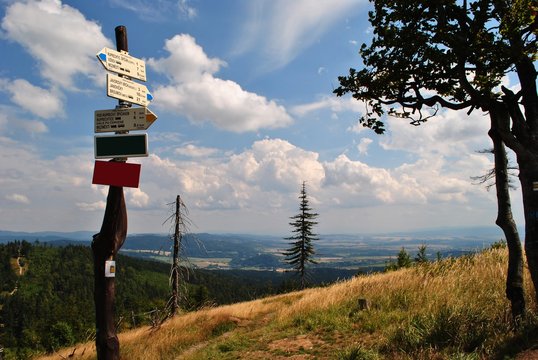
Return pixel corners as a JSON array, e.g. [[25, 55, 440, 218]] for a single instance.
[[7, 244, 26, 296]]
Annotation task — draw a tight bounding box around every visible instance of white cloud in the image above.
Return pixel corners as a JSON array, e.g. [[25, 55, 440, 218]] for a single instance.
[[17, 119, 48, 134], [148, 34, 293, 133], [322, 154, 428, 205], [229, 138, 326, 192], [0, 107, 48, 135], [5, 193, 30, 204], [0, 136, 106, 230], [292, 95, 363, 117], [380, 109, 491, 158], [148, 34, 225, 83], [0, 128, 499, 234], [1, 0, 112, 89], [357, 137, 373, 155], [175, 144, 219, 158], [76, 201, 106, 211], [177, 0, 197, 19], [126, 188, 150, 208], [109, 0, 197, 21], [2, 79, 64, 119], [235, 0, 365, 70]]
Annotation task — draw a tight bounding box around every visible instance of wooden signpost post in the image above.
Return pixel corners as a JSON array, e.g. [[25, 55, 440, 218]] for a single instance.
[[92, 25, 157, 360]]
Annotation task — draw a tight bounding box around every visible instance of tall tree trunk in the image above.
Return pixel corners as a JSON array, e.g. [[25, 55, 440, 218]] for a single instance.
[[518, 154, 538, 301], [501, 51, 538, 303], [489, 105, 525, 322]]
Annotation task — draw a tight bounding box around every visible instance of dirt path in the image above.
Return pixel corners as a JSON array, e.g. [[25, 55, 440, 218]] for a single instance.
[[7, 245, 26, 296]]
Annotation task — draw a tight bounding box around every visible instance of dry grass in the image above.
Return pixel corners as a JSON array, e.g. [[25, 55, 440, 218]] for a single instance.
[[34, 248, 538, 360]]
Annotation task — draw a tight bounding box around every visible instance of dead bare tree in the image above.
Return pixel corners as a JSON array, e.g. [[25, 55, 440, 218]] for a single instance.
[[163, 195, 192, 319]]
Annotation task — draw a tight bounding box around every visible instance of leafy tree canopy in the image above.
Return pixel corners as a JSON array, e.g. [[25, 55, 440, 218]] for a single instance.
[[334, 0, 537, 135]]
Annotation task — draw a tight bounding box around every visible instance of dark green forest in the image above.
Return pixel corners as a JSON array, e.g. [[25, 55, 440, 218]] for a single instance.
[[0, 241, 357, 359]]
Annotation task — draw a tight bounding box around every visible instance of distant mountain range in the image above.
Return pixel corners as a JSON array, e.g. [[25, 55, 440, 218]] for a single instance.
[[0, 226, 508, 271], [0, 225, 506, 244]]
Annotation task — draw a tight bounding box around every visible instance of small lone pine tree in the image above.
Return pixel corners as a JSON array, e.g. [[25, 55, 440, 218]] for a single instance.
[[414, 245, 428, 264], [283, 181, 319, 289]]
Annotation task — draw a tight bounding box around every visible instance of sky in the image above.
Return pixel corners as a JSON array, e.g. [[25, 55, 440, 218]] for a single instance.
[[0, 0, 524, 236]]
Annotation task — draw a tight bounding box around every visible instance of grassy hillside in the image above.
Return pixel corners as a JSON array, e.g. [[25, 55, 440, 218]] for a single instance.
[[37, 247, 538, 360]]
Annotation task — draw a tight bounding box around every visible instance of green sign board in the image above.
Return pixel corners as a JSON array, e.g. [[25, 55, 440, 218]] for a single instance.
[[94, 133, 148, 159]]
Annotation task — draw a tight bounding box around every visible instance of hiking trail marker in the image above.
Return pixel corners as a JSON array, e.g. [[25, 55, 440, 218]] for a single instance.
[[106, 73, 153, 107], [92, 33, 158, 189], [97, 47, 146, 81], [94, 107, 157, 133]]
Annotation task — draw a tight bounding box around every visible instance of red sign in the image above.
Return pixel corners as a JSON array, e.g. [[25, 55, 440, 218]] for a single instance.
[[92, 160, 141, 188]]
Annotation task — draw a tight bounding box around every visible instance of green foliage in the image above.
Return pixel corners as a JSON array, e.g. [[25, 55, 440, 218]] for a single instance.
[[385, 247, 413, 271], [334, 0, 536, 133], [489, 239, 507, 250], [283, 181, 319, 288], [0, 243, 169, 357], [46, 322, 75, 352], [414, 245, 428, 264]]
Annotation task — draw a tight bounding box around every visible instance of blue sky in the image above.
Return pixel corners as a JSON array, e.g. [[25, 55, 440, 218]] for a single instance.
[[0, 0, 522, 235]]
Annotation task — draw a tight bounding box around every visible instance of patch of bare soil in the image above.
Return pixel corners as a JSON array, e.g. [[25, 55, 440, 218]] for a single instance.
[[266, 334, 325, 356], [516, 349, 538, 360]]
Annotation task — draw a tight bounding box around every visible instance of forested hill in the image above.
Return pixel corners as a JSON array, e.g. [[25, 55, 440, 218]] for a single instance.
[[0, 241, 356, 359]]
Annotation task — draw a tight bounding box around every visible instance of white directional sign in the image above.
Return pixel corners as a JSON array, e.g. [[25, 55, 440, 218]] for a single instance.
[[94, 108, 158, 133], [97, 47, 146, 81], [107, 73, 153, 107]]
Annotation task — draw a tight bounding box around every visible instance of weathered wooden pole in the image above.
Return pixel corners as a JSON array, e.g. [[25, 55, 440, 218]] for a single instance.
[[92, 25, 130, 360], [92, 187, 126, 359]]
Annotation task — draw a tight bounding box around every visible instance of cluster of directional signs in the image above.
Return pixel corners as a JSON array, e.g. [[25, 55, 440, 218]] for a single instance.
[[91, 47, 157, 188]]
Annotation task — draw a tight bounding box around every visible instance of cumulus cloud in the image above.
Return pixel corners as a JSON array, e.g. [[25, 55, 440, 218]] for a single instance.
[[0, 127, 498, 233], [0, 135, 108, 230], [148, 34, 293, 132], [229, 138, 325, 192], [1, 0, 112, 89], [126, 188, 150, 208], [381, 109, 491, 158], [1, 79, 64, 119], [323, 154, 428, 205], [141, 134, 489, 219], [149, 34, 225, 83]]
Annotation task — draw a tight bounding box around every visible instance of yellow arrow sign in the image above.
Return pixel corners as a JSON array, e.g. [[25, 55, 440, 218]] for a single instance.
[[94, 107, 158, 133]]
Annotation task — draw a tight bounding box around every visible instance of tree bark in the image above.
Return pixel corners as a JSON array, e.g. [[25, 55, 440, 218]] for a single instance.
[[518, 153, 538, 302], [92, 186, 127, 360], [489, 104, 525, 322], [503, 48, 538, 304]]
